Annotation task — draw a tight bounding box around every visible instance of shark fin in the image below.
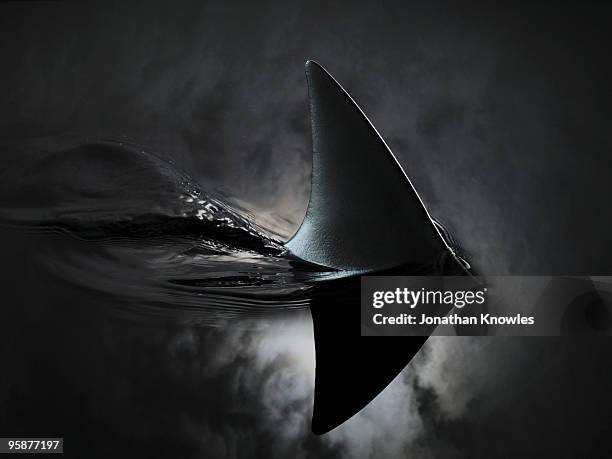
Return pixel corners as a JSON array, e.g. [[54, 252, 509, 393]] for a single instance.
[[308, 275, 427, 435], [287, 61, 465, 435], [286, 60, 449, 271]]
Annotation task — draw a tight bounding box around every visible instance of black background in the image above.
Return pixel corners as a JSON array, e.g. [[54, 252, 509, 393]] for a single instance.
[[1, 1, 612, 458]]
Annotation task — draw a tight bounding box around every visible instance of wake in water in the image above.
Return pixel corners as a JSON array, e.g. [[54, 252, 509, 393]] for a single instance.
[[0, 140, 328, 324]]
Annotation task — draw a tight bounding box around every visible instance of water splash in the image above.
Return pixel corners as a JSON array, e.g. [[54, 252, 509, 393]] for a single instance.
[[0, 140, 327, 324]]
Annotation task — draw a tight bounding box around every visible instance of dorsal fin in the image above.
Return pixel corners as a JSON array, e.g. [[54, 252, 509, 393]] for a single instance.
[[286, 61, 449, 271]]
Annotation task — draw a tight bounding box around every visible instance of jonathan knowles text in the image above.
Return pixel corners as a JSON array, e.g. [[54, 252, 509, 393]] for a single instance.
[[370, 287, 535, 327]]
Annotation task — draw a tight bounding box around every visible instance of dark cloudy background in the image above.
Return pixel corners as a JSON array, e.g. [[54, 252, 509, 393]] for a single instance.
[[1, 1, 612, 458]]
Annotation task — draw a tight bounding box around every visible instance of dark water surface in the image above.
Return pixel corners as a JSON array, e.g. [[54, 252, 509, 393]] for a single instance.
[[0, 140, 331, 325]]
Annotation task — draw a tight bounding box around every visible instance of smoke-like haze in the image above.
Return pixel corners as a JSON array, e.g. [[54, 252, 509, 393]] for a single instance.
[[2, 1, 612, 457], [183, 317, 555, 459], [2, 1, 612, 274]]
